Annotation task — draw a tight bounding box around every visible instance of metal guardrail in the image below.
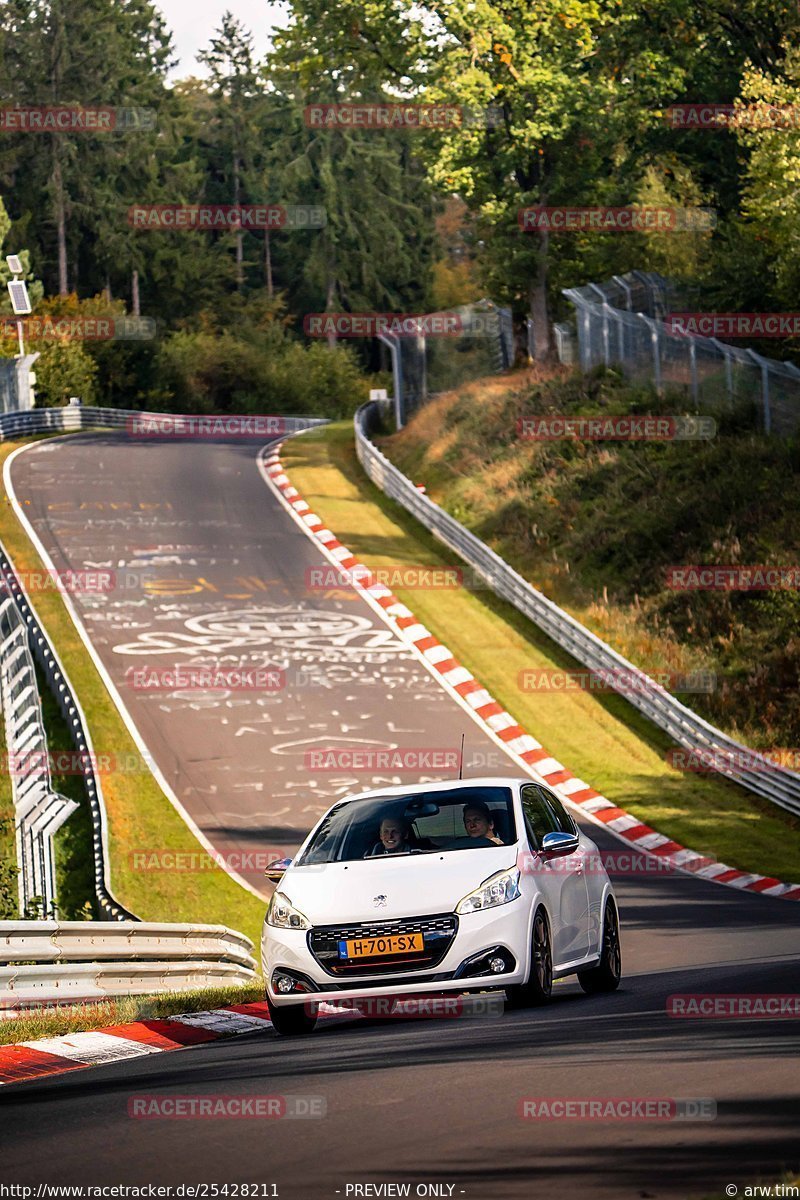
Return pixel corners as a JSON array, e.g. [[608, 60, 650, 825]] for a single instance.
[[0, 544, 136, 922], [0, 920, 258, 1004], [0, 591, 77, 916], [0, 405, 328, 441], [354, 402, 800, 819]]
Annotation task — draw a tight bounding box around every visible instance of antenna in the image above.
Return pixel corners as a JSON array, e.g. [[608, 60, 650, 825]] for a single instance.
[[458, 733, 465, 780]]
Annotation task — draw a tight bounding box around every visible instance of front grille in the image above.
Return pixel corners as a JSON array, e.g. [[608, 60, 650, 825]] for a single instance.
[[308, 913, 458, 977]]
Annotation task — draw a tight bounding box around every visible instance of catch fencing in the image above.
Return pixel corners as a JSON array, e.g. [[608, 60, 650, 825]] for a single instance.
[[355, 401, 800, 819], [560, 270, 800, 437], [0, 921, 258, 1005], [379, 300, 514, 428]]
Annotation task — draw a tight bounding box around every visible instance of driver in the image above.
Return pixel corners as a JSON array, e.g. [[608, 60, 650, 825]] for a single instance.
[[463, 801, 504, 845]]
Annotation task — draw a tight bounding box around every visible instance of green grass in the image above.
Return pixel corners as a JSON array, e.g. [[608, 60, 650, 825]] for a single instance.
[[381, 367, 800, 753], [0, 982, 266, 1046], [0, 707, 19, 918], [283, 421, 800, 884], [0, 436, 266, 949]]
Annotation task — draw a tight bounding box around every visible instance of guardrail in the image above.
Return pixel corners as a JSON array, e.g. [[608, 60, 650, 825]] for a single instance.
[[0, 590, 77, 917], [0, 920, 258, 1005], [0, 406, 327, 441], [0, 544, 136, 922], [354, 401, 800, 818]]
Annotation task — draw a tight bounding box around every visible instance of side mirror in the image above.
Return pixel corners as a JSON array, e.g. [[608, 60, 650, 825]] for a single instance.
[[264, 856, 292, 883], [541, 831, 579, 857]]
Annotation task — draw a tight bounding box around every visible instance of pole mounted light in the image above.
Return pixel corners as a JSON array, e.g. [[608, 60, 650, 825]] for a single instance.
[[6, 255, 31, 357]]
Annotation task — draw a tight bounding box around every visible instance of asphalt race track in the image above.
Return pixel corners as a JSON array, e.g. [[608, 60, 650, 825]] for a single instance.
[[8, 432, 520, 895], [2, 432, 799, 1199]]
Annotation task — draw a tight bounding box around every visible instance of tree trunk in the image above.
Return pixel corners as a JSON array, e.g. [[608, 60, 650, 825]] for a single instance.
[[131, 268, 140, 316], [233, 150, 243, 288], [264, 232, 273, 298], [528, 224, 551, 360], [325, 275, 337, 349], [53, 148, 68, 296]]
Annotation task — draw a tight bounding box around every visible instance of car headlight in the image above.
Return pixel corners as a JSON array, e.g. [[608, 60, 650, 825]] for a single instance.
[[456, 867, 521, 915], [266, 891, 310, 930]]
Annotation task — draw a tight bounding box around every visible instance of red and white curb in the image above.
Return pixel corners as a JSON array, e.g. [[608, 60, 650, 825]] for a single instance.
[[0, 1000, 371, 1087], [260, 443, 800, 904]]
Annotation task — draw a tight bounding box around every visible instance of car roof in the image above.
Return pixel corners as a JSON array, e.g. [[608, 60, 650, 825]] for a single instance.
[[329, 777, 528, 806]]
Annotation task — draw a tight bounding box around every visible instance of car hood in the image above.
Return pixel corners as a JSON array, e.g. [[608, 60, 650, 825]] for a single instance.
[[279, 846, 518, 925]]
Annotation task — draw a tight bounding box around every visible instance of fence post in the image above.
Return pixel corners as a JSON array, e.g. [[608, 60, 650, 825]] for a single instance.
[[746, 349, 770, 434]]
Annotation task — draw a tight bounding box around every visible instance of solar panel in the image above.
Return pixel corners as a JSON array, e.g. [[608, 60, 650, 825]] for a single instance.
[[5, 255, 22, 275], [7, 280, 31, 315]]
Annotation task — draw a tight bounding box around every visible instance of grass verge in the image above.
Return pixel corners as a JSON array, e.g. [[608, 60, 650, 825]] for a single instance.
[[0, 436, 265, 948], [0, 709, 19, 918], [0, 982, 266, 1046], [282, 421, 800, 883]]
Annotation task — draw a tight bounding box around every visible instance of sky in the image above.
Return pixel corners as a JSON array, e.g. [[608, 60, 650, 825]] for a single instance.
[[154, 0, 290, 77]]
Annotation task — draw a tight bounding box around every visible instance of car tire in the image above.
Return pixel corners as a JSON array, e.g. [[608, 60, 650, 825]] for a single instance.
[[505, 907, 553, 1010], [267, 997, 318, 1036], [578, 898, 621, 994]]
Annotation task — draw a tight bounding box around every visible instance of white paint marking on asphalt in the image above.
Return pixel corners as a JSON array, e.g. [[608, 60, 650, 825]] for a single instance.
[[20, 1032, 161, 1063]]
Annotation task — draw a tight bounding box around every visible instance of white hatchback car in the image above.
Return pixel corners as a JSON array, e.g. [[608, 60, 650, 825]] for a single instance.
[[261, 777, 621, 1035]]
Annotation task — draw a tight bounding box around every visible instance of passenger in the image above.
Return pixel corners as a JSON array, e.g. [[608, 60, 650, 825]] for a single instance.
[[463, 802, 504, 845], [367, 816, 412, 856]]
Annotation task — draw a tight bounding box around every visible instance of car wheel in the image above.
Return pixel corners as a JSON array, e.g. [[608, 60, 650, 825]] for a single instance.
[[578, 898, 621, 994], [267, 997, 318, 1036], [505, 907, 553, 1010]]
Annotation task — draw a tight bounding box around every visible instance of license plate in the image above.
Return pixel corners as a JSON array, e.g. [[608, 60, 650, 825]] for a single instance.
[[338, 932, 424, 959]]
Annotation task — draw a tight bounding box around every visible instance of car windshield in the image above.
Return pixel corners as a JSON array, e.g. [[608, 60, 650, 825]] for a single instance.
[[295, 786, 517, 866]]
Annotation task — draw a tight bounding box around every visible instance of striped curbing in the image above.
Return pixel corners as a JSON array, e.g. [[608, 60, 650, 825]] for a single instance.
[[260, 443, 800, 904], [0, 1002, 274, 1085]]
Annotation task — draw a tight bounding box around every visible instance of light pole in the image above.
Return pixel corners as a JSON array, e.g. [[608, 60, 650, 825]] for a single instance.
[[5, 254, 31, 358]]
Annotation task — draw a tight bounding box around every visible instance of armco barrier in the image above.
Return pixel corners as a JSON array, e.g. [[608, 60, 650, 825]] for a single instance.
[[0, 590, 77, 916], [0, 406, 327, 441], [354, 401, 800, 818], [0, 542, 136, 921], [0, 920, 258, 1004]]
